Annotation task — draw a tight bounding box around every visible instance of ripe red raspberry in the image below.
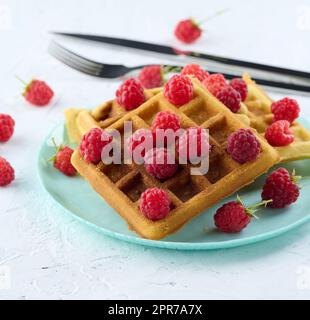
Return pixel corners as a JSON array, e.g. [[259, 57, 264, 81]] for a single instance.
[[0, 157, 15, 186], [163, 75, 194, 106], [261, 168, 300, 208], [126, 129, 153, 162], [181, 64, 209, 82], [0, 114, 15, 143], [230, 78, 248, 101], [79, 128, 112, 164], [23, 80, 54, 106], [138, 65, 163, 89], [140, 187, 171, 221], [144, 148, 178, 180], [53, 146, 77, 177], [116, 78, 146, 110], [202, 73, 227, 96], [271, 97, 300, 124], [214, 201, 251, 233], [216, 86, 241, 113], [177, 127, 210, 161], [174, 19, 202, 44], [227, 129, 261, 164], [265, 120, 294, 146]]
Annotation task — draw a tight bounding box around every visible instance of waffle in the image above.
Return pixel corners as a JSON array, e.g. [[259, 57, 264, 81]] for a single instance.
[[240, 74, 310, 162], [65, 88, 161, 143], [71, 79, 279, 240]]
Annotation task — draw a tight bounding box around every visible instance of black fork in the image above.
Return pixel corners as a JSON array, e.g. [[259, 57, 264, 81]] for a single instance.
[[48, 41, 310, 94]]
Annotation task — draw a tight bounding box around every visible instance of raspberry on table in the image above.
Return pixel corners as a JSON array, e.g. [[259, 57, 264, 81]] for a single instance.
[[174, 19, 202, 44], [163, 75, 194, 106], [261, 167, 300, 208], [181, 64, 209, 82], [116, 78, 146, 110], [177, 127, 210, 161], [126, 128, 154, 162], [79, 128, 113, 164], [140, 187, 171, 221], [265, 120, 294, 146], [216, 85, 241, 113], [138, 65, 163, 89], [227, 128, 261, 164], [202, 73, 227, 96], [144, 148, 178, 181], [214, 201, 251, 233], [230, 78, 248, 101], [271, 97, 300, 124], [0, 114, 15, 143], [53, 146, 77, 177], [0, 157, 15, 186], [23, 79, 54, 107]]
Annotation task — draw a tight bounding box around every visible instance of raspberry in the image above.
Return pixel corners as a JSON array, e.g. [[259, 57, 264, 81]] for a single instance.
[[116, 78, 146, 110], [163, 75, 194, 106], [227, 129, 261, 164], [144, 148, 178, 180], [177, 127, 210, 161], [53, 146, 77, 177], [271, 97, 300, 124], [79, 128, 112, 164], [214, 201, 251, 233], [216, 86, 241, 113], [265, 120, 294, 146], [202, 73, 227, 96], [0, 114, 15, 143], [23, 80, 54, 107], [138, 65, 163, 89], [174, 19, 202, 44], [140, 187, 171, 221], [126, 129, 153, 162], [230, 78, 248, 101], [261, 168, 300, 208], [0, 157, 15, 186], [181, 64, 209, 82]]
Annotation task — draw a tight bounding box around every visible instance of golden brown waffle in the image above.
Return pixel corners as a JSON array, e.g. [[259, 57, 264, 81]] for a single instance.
[[241, 73, 310, 162], [71, 79, 279, 240], [65, 88, 161, 143]]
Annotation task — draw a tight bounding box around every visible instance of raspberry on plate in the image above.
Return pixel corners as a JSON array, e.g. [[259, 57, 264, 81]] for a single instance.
[[140, 187, 171, 221], [52, 144, 77, 177], [265, 120, 294, 146], [271, 97, 300, 124], [216, 85, 241, 113], [138, 65, 163, 89], [227, 128, 261, 164], [202, 73, 227, 96], [174, 19, 202, 44], [144, 148, 178, 181], [126, 128, 154, 162], [230, 78, 248, 101], [163, 75, 194, 106], [79, 128, 113, 164], [116, 78, 146, 110], [261, 167, 300, 208], [23, 79, 54, 107], [0, 157, 15, 186], [0, 114, 15, 143], [177, 127, 210, 161], [181, 64, 209, 82]]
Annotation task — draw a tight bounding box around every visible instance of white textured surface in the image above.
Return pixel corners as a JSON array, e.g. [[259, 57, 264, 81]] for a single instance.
[[0, 0, 310, 300]]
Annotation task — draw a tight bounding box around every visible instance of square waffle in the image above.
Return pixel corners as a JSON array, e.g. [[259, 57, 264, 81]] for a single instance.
[[240, 73, 310, 162], [71, 79, 279, 240], [65, 88, 161, 143]]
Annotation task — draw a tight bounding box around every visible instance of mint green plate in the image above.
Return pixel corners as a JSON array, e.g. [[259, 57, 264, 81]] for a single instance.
[[38, 122, 310, 250]]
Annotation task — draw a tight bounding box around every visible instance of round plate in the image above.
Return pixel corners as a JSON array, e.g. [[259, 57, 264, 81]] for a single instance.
[[38, 121, 310, 250]]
